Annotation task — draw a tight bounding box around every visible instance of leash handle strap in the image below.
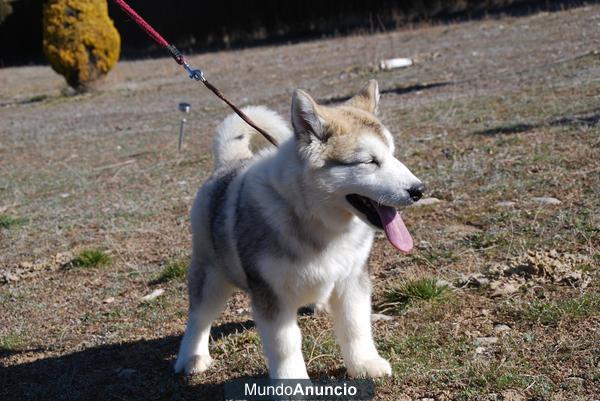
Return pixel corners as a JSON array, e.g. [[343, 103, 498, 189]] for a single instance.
[[111, 0, 279, 147]]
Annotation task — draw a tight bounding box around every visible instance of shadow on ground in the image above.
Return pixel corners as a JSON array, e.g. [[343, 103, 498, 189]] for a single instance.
[[474, 110, 600, 136], [319, 81, 452, 105], [0, 320, 255, 401]]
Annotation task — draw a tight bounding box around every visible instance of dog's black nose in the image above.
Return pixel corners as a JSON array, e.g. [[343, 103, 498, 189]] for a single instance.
[[407, 183, 425, 202]]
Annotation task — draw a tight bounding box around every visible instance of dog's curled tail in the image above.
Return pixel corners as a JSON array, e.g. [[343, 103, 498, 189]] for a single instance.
[[212, 106, 291, 170]]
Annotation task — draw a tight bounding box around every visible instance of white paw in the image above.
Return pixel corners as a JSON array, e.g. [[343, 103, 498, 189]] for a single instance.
[[346, 356, 392, 378], [174, 354, 213, 375], [269, 362, 310, 379]]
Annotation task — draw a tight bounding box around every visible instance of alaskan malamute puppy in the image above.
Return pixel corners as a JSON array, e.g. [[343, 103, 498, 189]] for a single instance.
[[175, 80, 424, 379]]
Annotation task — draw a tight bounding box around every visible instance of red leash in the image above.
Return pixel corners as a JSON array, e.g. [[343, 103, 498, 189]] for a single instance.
[[111, 0, 279, 147]]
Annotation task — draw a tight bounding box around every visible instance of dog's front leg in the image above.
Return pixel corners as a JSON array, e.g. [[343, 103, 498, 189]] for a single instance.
[[253, 303, 309, 379], [330, 271, 392, 378]]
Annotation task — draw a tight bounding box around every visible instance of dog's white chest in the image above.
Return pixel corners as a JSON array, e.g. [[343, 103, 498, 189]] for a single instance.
[[264, 222, 374, 307]]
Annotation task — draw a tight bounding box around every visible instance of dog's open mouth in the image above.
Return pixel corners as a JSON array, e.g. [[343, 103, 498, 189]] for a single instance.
[[346, 194, 413, 253]]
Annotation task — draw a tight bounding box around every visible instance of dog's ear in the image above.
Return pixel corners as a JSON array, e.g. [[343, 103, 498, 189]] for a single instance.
[[291, 89, 326, 143], [346, 79, 380, 114]]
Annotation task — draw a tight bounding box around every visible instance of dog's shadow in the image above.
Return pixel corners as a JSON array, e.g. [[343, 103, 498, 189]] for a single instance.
[[0, 321, 260, 401]]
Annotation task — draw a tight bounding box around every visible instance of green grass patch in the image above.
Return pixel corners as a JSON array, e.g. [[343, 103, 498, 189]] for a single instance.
[[137, 295, 170, 323], [412, 248, 458, 267], [577, 263, 597, 273], [22, 94, 49, 104], [459, 364, 533, 399], [459, 363, 554, 400], [502, 294, 600, 326], [302, 326, 339, 372], [0, 333, 26, 352], [378, 277, 449, 314], [210, 329, 266, 376], [572, 215, 600, 240], [463, 231, 510, 251], [524, 294, 600, 326], [153, 259, 188, 284], [0, 213, 26, 229], [213, 330, 261, 358], [72, 248, 111, 268], [382, 325, 551, 400]]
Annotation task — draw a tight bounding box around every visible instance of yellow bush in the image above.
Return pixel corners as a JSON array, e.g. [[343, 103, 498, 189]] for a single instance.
[[43, 0, 120, 90], [0, 0, 14, 25]]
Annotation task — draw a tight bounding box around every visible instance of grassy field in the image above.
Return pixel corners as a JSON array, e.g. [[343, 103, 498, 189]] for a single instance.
[[1, 4, 598, 401]]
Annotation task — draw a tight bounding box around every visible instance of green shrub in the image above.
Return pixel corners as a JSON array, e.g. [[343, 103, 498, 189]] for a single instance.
[[0, 213, 25, 229], [154, 259, 188, 284], [379, 277, 449, 314], [0, 0, 13, 25], [72, 248, 111, 268]]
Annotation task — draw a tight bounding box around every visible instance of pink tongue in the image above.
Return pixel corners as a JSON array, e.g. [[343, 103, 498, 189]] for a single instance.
[[370, 201, 413, 253]]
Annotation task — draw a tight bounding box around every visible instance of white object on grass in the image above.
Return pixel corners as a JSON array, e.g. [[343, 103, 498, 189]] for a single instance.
[[142, 288, 164, 301], [379, 58, 413, 70]]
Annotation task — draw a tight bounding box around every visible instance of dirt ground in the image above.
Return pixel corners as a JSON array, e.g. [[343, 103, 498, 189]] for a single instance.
[[1, 4, 599, 401]]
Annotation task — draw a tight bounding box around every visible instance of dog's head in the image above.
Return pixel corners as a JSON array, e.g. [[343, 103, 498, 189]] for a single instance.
[[290, 80, 424, 252]]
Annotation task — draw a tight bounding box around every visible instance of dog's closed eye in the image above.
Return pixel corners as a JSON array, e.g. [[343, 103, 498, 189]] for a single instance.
[[361, 158, 380, 167], [329, 157, 381, 168], [348, 157, 380, 167]]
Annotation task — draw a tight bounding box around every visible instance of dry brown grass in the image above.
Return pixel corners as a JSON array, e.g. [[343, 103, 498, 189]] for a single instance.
[[1, 4, 598, 401]]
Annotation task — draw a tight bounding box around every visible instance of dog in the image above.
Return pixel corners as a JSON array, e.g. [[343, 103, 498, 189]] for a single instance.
[[174, 80, 424, 379]]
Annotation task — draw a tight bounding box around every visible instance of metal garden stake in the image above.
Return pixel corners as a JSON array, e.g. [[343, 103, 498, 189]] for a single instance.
[[178, 102, 191, 151], [112, 0, 279, 148]]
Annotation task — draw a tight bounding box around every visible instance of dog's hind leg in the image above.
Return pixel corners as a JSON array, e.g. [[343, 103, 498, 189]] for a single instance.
[[174, 259, 234, 375], [329, 271, 391, 378]]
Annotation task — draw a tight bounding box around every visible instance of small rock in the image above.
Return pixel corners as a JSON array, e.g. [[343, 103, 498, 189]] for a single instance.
[[420, 398, 435, 401], [565, 376, 585, 386], [412, 197, 441, 207], [371, 313, 395, 322], [474, 276, 491, 286], [493, 324, 511, 333], [559, 271, 585, 287], [417, 240, 432, 249], [3, 272, 20, 283], [495, 201, 516, 208], [116, 368, 137, 378], [141, 288, 164, 301], [103, 297, 115, 304], [501, 389, 526, 401], [445, 224, 481, 237], [475, 346, 486, 354], [435, 279, 454, 289], [458, 273, 489, 287], [531, 196, 561, 205], [474, 336, 498, 346], [54, 252, 74, 267], [490, 282, 520, 297]]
